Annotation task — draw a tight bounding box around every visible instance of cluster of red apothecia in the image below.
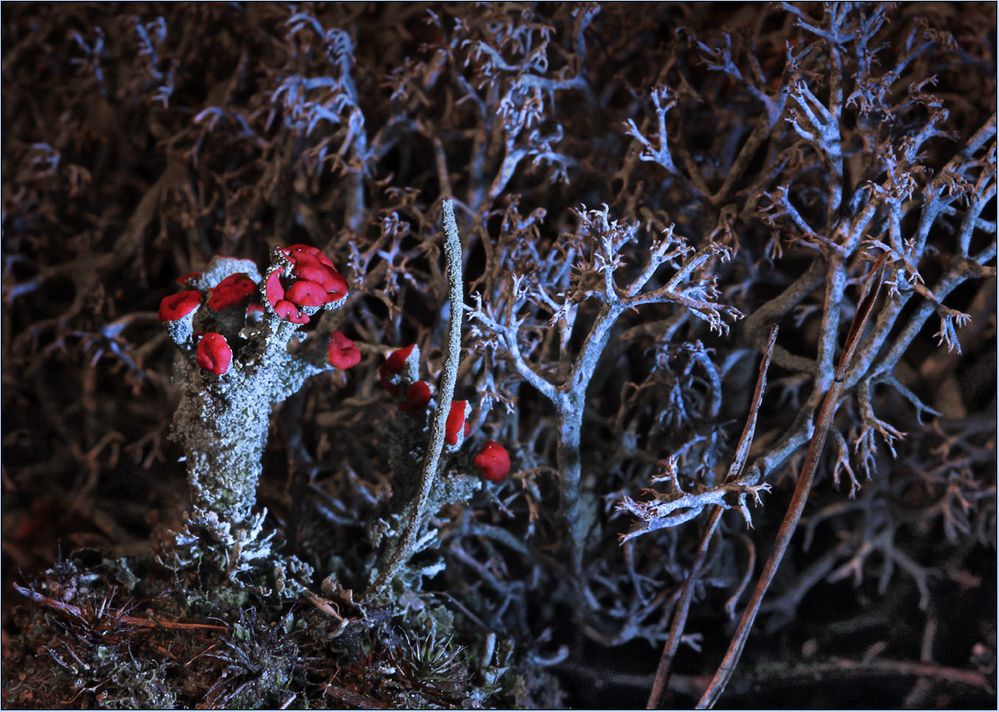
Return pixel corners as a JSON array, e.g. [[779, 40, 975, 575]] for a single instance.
[[159, 246, 509, 483], [158, 245, 360, 377], [379, 343, 511, 483]]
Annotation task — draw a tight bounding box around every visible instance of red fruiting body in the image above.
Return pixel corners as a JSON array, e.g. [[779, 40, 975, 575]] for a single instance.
[[382, 344, 415, 374], [285, 244, 335, 269], [446, 400, 468, 446], [273, 299, 309, 324], [322, 270, 348, 300], [196, 332, 232, 375], [379, 344, 416, 395], [159, 290, 202, 321], [284, 244, 318, 256], [285, 279, 329, 307], [207, 273, 256, 311], [265, 271, 285, 307], [327, 331, 361, 370], [282, 245, 348, 302], [474, 441, 511, 483], [399, 380, 432, 412], [294, 262, 340, 291], [176, 272, 201, 286], [268, 247, 347, 322]]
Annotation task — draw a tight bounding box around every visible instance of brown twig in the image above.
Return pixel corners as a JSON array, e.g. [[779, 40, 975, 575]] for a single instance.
[[13, 582, 227, 632], [646, 324, 779, 709], [322, 682, 381, 709], [696, 262, 887, 708], [732, 657, 994, 697]]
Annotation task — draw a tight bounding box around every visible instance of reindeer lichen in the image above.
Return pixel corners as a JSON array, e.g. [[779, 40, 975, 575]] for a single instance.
[[3, 3, 994, 709]]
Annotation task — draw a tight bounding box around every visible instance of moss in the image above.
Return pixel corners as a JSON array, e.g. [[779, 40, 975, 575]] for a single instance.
[[4, 547, 563, 709]]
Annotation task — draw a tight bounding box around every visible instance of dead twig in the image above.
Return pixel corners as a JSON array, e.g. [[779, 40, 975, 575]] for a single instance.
[[696, 262, 887, 708], [13, 582, 227, 632], [647, 324, 778, 709]]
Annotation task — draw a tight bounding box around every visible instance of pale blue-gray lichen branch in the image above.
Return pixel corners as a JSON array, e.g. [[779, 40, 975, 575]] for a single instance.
[[369, 198, 464, 595]]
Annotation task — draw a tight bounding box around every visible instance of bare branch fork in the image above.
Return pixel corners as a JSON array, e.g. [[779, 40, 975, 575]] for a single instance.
[[470, 208, 740, 578]]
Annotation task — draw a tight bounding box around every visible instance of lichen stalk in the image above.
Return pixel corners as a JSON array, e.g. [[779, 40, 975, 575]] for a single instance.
[[369, 198, 464, 594], [159, 251, 347, 591]]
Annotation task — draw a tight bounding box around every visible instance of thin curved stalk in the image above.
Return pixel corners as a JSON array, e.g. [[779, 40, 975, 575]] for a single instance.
[[368, 199, 463, 595]]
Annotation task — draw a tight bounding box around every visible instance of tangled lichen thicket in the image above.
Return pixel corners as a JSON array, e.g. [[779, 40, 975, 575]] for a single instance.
[[2, 3, 996, 709]]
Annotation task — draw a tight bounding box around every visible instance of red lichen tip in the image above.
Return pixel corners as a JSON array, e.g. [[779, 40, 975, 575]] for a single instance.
[[196, 332, 232, 375], [474, 441, 511, 483], [268, 247, 347, 319], [207, 273, 256, 311], [281, 244, 348, 303], [285, 243, 335, 269], [175, 271, 201, 286], [285, 279, 329, 307], [159, 290, 202, 321], [399, 380, 432, 413], [265, 271, 285, 308], [383, 344, 415, 373], [322, 270, 348, 301], [273, 299, 309, 324], [378, 343, 417, 395], [446, 400, 469, 446], [328, 331, 361, 370], [295, 262, 344, 293]]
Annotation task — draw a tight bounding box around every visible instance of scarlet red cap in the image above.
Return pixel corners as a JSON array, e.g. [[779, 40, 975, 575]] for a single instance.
[[328, 331, 361, 370], [383, 344, 415, 374], [446, 400, 468, 446], [322, 270, 348, 300], [379, 344, 416, 395], [283, 245, 347, 302], [285, 279, 329, 307], [284, 244, 335, 269], [207, 273, 256, 311], [399, 380, 432, 412], [265, 271, 285, 308], [269, 247, 348, 319], [196, 332, 232, 375], [474, 441, 511, 483], [273, 299, 309, 324], [296, 262, 344, 293], [159, 290, 202, 321]]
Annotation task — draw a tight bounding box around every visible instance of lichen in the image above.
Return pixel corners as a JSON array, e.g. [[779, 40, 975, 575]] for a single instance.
[[3, 3, 994, 709]]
